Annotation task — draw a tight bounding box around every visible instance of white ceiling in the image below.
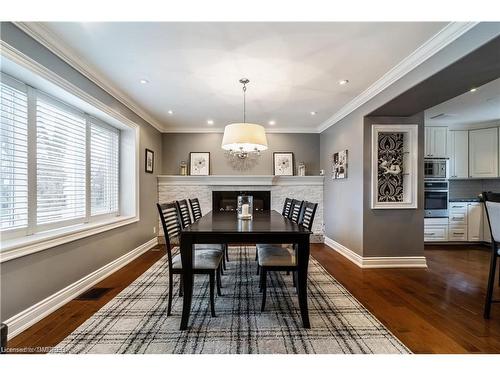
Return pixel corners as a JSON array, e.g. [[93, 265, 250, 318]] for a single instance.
[[425, 77, 500, 129], [37, 22, 448, 133]]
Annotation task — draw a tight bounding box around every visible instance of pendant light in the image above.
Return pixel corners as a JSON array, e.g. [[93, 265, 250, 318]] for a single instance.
[[221, 78, 268, 159]]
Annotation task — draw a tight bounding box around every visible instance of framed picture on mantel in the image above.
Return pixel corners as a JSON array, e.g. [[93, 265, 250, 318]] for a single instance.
[[273, 152, 294, 176], [189, 152, 210, 175]]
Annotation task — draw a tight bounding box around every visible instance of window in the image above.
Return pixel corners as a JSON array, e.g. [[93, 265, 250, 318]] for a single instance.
[[0, 79, 28, 230], [0, 73, 121, 241], [90, 120, 119, 216]]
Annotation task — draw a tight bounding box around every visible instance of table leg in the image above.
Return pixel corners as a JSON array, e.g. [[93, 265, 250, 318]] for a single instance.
[[297, 238, 310, 329], [180, 236, 194, 330]]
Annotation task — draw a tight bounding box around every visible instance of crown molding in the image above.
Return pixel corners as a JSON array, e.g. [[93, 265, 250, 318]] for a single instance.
[[13, 22, 166, 133], [317, 22, 479, 133]]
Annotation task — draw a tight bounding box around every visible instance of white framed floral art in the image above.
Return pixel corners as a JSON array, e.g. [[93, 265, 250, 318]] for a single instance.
[[273, 152, 294, 176], [189, 152, 210, 175]]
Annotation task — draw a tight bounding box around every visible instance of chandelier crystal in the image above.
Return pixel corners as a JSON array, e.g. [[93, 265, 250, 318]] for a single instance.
[[221, 78, 268, 159]]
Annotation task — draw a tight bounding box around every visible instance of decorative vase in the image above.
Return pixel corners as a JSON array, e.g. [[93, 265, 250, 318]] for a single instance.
[[237, 195, 253, 220], [298, 162, 306, 176], [180, 161, 187, 176]]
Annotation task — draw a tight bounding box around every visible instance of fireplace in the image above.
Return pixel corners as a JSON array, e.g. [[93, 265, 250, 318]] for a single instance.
[[212, 191, 271, 212]]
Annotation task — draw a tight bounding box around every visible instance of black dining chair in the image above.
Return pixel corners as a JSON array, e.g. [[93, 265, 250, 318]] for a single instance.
[[185, 198, 230, 264], [258, 201, 318, 312], [189, 198, 203, 221], [157, 202, 223, 317], [282, 197, 293, 217], [289, 199, 304, 223], [482, 192, 500, 319]]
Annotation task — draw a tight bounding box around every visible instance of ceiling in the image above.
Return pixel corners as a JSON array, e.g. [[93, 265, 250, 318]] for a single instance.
[[425, 77, 500, 128], [35, 22, 448, 133]]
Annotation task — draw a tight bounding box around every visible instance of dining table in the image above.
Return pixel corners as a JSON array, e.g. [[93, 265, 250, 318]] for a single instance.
[[179, 209, 312, 330]]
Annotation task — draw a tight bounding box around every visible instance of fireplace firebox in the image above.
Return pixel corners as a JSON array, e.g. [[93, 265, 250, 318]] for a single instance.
[[212, 191, 270, 212]]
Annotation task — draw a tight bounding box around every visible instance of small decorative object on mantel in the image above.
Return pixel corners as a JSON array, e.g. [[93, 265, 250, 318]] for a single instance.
[[371, 124, 418, 209], [237, 195, 253, 220], [319, 169, 325, 176], [189, 152, 210, 175], [145, 148, 154, 174], [179, 161, 187, 176], [332, 150, 348, 179], [298, 162, 306, 176], [273, 152, 294, 176]]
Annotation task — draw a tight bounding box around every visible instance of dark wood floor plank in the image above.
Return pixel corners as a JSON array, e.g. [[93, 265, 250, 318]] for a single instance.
[[6, 242, 500, 353]]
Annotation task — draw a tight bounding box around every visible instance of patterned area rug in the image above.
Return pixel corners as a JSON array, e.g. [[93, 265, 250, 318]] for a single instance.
[[52, 246, 410, 354]]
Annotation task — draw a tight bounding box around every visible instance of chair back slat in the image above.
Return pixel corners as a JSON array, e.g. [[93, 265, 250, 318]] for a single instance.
[[282, 197, 293, 217], [176, 199, 192, 228], [157, 202, 182, 268], [298, 201, 318, 231], [289, 199, 303, 223], [483, 192, 500, 244], [189, 198, 203, 221]]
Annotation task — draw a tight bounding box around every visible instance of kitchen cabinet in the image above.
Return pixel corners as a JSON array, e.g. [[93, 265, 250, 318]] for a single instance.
[[425, 218, 448, 242], [469, 128, 499, 178], [425, 127, 448, 158], [467, 202, 482, 242], [483, 207, 492, 243], [449, 130, 469, 178]]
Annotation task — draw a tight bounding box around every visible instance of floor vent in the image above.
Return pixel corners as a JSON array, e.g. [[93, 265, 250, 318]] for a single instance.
[[75, 287, 112, 301]]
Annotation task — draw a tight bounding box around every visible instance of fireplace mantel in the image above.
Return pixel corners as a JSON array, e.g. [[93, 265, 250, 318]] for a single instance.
[[157, 175, 324, 186]]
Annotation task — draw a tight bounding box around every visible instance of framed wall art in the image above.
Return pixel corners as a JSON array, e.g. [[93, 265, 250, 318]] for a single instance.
[[145, 148, 154, 174], [273, 152, 294, 176], [371, 124, 418, 209], [332, 150, 348, 179], [189, 152, 210, 175]]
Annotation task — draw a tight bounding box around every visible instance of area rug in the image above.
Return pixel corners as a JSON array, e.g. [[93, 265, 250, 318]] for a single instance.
[[51, 246, 410, 354]]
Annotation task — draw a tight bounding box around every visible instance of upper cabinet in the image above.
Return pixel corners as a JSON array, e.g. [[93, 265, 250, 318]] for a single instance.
[[469, 128, 499, 178], [449, 130, 469, 179], [425, 127, 448, 158]]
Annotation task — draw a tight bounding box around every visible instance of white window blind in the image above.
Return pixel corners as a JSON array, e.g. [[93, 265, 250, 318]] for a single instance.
[[0, 80, 28, 230], [90, 120, 119, 216], [36, 96, 87, 225]]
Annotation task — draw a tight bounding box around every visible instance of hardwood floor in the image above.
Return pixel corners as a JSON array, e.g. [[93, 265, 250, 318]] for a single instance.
[[6, 243, 500, 353]]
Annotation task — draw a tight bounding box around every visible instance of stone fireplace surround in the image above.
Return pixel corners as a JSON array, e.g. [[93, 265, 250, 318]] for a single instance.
[[157, 175, 324, 242]]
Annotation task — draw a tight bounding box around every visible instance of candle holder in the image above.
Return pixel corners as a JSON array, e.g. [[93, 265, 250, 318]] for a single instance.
[[237, 195, 253, 220]]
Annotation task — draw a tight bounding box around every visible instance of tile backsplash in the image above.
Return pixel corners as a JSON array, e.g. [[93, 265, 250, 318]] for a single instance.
[[449, 179, 500, 199]]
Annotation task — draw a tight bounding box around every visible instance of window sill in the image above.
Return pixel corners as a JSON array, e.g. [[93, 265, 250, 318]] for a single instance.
[[0, 215, 139, 263]]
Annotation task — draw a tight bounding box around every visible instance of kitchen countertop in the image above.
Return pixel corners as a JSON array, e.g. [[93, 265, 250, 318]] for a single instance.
[[449, 198, 481, 202]]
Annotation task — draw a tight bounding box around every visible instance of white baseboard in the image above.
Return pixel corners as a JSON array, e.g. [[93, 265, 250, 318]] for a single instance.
[[324, 236, 427, 269], [4, 237, 158, 340]]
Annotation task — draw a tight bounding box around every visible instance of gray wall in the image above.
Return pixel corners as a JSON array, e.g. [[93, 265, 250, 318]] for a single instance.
[[0, 23, 163, 321], [362, 114, 425, 257], [162, 133, 320, 175], [320, 23, 500, 257]]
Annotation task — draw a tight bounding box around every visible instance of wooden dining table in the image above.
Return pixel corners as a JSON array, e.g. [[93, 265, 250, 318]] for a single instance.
[[179, 210, 312, 330]]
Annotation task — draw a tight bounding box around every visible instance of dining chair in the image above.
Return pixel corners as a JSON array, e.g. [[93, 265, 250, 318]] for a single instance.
[[255, 197, 297, 265], [176, 199, 227, 269], [189, 198, 203, 221], [482, 192, 500, 319], [257, 201, 318, 312], [289, 199, 304, 223], [282, 197, 293, 217], [157, 202, 223, 317]]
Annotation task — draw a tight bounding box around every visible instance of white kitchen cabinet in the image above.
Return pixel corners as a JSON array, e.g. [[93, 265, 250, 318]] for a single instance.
[[483, 206, 492, 243], [449, 130, 469, 178], [467, 202, 482, 242], [425, 218, 448, 242], [425, 127, 448, 158], [469, 128, 499, 178], [449, 225, 467, 241]]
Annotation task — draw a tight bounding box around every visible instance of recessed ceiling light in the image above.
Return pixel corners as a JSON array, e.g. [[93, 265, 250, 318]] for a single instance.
[[140, 79, 149, 84], [167, 110, 174, 115], [339, 79, 349, 85], [310, 111, 317, 116], [268, 120, 276, 126], [207, 119, 214, 125], [470, 88, 477, 92]]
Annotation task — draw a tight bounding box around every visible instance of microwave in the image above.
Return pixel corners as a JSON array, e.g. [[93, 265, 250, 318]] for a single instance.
[[424, 158, 448, 180]]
